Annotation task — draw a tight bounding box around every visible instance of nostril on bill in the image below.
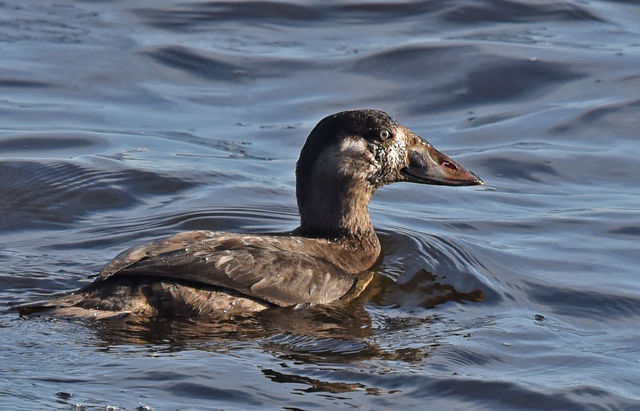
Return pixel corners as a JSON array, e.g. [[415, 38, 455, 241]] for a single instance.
[[441, 161, 457, 170]]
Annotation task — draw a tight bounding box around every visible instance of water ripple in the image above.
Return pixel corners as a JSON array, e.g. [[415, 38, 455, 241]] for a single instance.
[[2, 0, 640, 408], [525, 281, 640, 322], [442, 0, 605, 24], [0, 158, 196, 230]]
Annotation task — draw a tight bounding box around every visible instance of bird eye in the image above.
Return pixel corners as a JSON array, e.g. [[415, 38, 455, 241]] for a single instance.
[[379, 129, 391, 140]]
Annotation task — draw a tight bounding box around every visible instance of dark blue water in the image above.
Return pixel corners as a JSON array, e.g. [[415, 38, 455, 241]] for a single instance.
[[1, 0, 639, 409]]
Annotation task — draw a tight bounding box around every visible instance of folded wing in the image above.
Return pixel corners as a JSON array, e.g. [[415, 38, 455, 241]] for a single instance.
[[97, 231, 355, 307]]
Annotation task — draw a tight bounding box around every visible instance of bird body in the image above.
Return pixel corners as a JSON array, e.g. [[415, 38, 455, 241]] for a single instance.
[[19, 110, 482, 319]]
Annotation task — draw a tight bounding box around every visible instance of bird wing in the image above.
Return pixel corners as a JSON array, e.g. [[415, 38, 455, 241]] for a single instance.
[[97, 231, 356, 307]]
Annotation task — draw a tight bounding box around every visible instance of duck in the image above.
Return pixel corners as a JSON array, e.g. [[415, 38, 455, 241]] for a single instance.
[[18, 109, 483, 319]]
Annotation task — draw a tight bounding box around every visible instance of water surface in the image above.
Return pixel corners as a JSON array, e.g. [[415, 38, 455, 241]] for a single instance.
[[1, 0, 639, 409]]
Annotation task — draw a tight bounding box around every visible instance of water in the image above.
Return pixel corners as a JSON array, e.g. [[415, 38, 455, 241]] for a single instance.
[[1, 0, 639, 408]]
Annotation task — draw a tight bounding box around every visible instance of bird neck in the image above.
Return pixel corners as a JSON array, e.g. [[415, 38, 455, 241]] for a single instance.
[[295, 176, 378, 246]]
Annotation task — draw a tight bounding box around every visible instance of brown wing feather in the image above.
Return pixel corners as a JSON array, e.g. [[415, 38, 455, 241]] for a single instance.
[[97, 231, 356, 307]]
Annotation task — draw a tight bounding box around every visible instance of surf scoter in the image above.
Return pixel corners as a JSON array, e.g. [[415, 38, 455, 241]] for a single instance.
[[19, 110, 483, 319]]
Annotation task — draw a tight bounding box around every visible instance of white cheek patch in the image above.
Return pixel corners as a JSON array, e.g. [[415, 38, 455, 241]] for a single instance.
[[314, 141, 348, 171], [340, 138, 376, 178], [310, 138, 371, 178], [388, 128, 408, 169], [311, 138, 377, 182], [340, 137, 367, 154]]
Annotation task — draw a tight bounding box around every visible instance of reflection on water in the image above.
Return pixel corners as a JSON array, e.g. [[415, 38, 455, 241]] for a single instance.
[[2, 0, 640, 409], [374, 269, 484, 309]]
